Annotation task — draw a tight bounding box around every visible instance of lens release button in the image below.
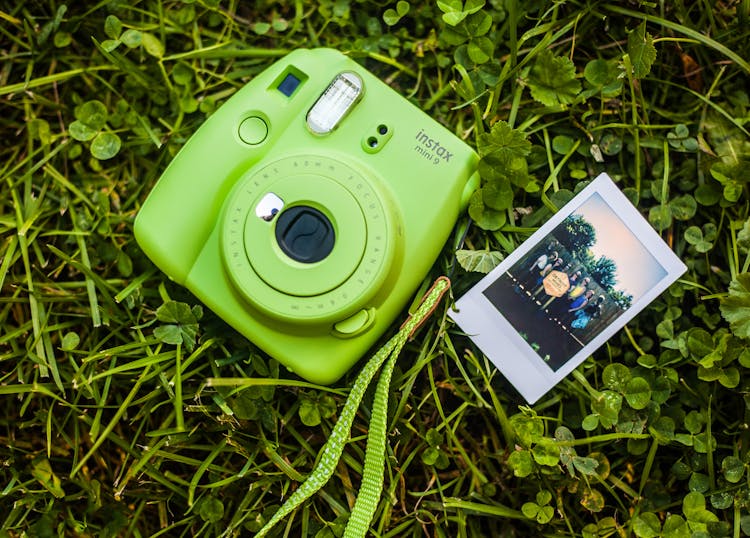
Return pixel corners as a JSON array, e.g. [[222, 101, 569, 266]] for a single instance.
[[275, 206, 335, 263], [238, 116, 268, 145]]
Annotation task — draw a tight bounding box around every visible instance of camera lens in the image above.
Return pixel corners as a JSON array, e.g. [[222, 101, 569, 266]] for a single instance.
[[377, 124, 388, 135], [275, 206, 335, 263], [367, 137, 378, 148]]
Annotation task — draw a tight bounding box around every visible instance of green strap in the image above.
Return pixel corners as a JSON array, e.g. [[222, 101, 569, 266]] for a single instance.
[[255, 277, 450, 538], [343, 314, 401, 537]]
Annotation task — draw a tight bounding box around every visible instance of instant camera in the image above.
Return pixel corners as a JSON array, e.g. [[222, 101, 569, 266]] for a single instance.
[[135, 48, 479, 384]]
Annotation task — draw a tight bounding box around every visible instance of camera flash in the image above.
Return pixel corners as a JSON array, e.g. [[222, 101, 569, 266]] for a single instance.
[[306, 72, 363, 135]]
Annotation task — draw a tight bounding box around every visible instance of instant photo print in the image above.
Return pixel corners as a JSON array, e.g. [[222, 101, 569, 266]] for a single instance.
[[449, 174, 687, 403]]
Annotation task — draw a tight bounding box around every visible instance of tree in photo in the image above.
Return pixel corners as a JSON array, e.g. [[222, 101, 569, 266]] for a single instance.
[[590, 255, 618, 291], [576, 247, 596, 270], [557, 214, 597, 255], [609, 289, 634, 310]]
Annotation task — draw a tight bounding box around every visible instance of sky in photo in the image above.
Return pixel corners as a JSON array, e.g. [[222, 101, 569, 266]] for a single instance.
[[568, 192, 667, 300]]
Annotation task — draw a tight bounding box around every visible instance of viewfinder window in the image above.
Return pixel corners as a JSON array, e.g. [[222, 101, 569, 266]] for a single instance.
[[277, 73, 301, 97]]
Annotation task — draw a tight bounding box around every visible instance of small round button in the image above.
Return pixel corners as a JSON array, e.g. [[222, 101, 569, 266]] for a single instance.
[[238, 116, 268, 145]]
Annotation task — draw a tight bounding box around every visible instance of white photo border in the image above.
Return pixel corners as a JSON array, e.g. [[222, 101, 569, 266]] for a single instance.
[[448, 173, 687, 404]]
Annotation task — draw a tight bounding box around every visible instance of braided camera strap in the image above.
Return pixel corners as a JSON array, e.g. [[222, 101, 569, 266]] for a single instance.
[[254, 277, 451, 538]]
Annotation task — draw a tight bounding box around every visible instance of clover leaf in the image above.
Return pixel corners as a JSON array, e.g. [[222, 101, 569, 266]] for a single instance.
[[472, 121, 532, 227], [507, 449, 534, 477], [298, 392, 336, 427], [121, 29, 142, 48], [624, 377, 651, 410], [632, 513, 661, 538], [467, 36, 494, 64], [90, 132, 122, 160], [682, 492, 719, 532], [468, 189, 506, 230], [153, 300, 202, 351], [69, 99, 122, 160], [69, 121, 98, 142], [711, 161, 748, 203], [582, 58, 623, 98], [75, 100, 108, 130], [383, 1, 409, 25], [721, 456, 745, 483], [662, 515, 689, 536], [649, 416, 676, 445], [436, 0, 484, 26], [583, 518, 622, 537], [421, 428, 449, 469], [481, 178, 514, 210], [670, 194, 697, 221], [667, 124, 699, 151], [104, 15, 122, 39], [686, 328, 714, 360], [141, 32, 165, 58], [648, 204, 672, 231], [590, 390, 622, 429], [572, 456, 600, 476], [522, 490, 554, 524], [602, 363, 631, 392], [580, 488, 605, 512], [510, 411, 544, 447], [531, 441, 560, 466], [197, 496, 225, 523], [684, 225, 715, 253]]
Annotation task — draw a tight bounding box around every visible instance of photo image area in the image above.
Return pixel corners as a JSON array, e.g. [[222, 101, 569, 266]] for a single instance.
[[481, 192, 668, 372]]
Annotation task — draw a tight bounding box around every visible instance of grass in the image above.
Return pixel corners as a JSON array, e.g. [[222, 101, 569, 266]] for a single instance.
[[2, 1, 750, 537]]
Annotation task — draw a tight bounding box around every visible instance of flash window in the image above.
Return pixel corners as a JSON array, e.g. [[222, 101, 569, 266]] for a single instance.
[[306, 72, 363, 135]]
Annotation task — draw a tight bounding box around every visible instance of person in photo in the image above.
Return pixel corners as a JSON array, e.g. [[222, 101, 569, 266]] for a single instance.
[[567, 289, 594, 314], [566, 276, 591, 300], [571, 295, 606, 330], [521, 250, 558, 290]]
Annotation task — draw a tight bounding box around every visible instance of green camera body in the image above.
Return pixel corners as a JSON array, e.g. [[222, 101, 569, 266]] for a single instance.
[[135, 48, 479, 384]]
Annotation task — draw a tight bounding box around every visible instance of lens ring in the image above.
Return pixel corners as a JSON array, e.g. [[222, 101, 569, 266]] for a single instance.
[[220, 154, 399, 323]]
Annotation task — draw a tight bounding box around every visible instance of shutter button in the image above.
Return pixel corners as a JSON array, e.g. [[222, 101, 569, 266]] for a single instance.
[[333, 308, 375, 337]]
